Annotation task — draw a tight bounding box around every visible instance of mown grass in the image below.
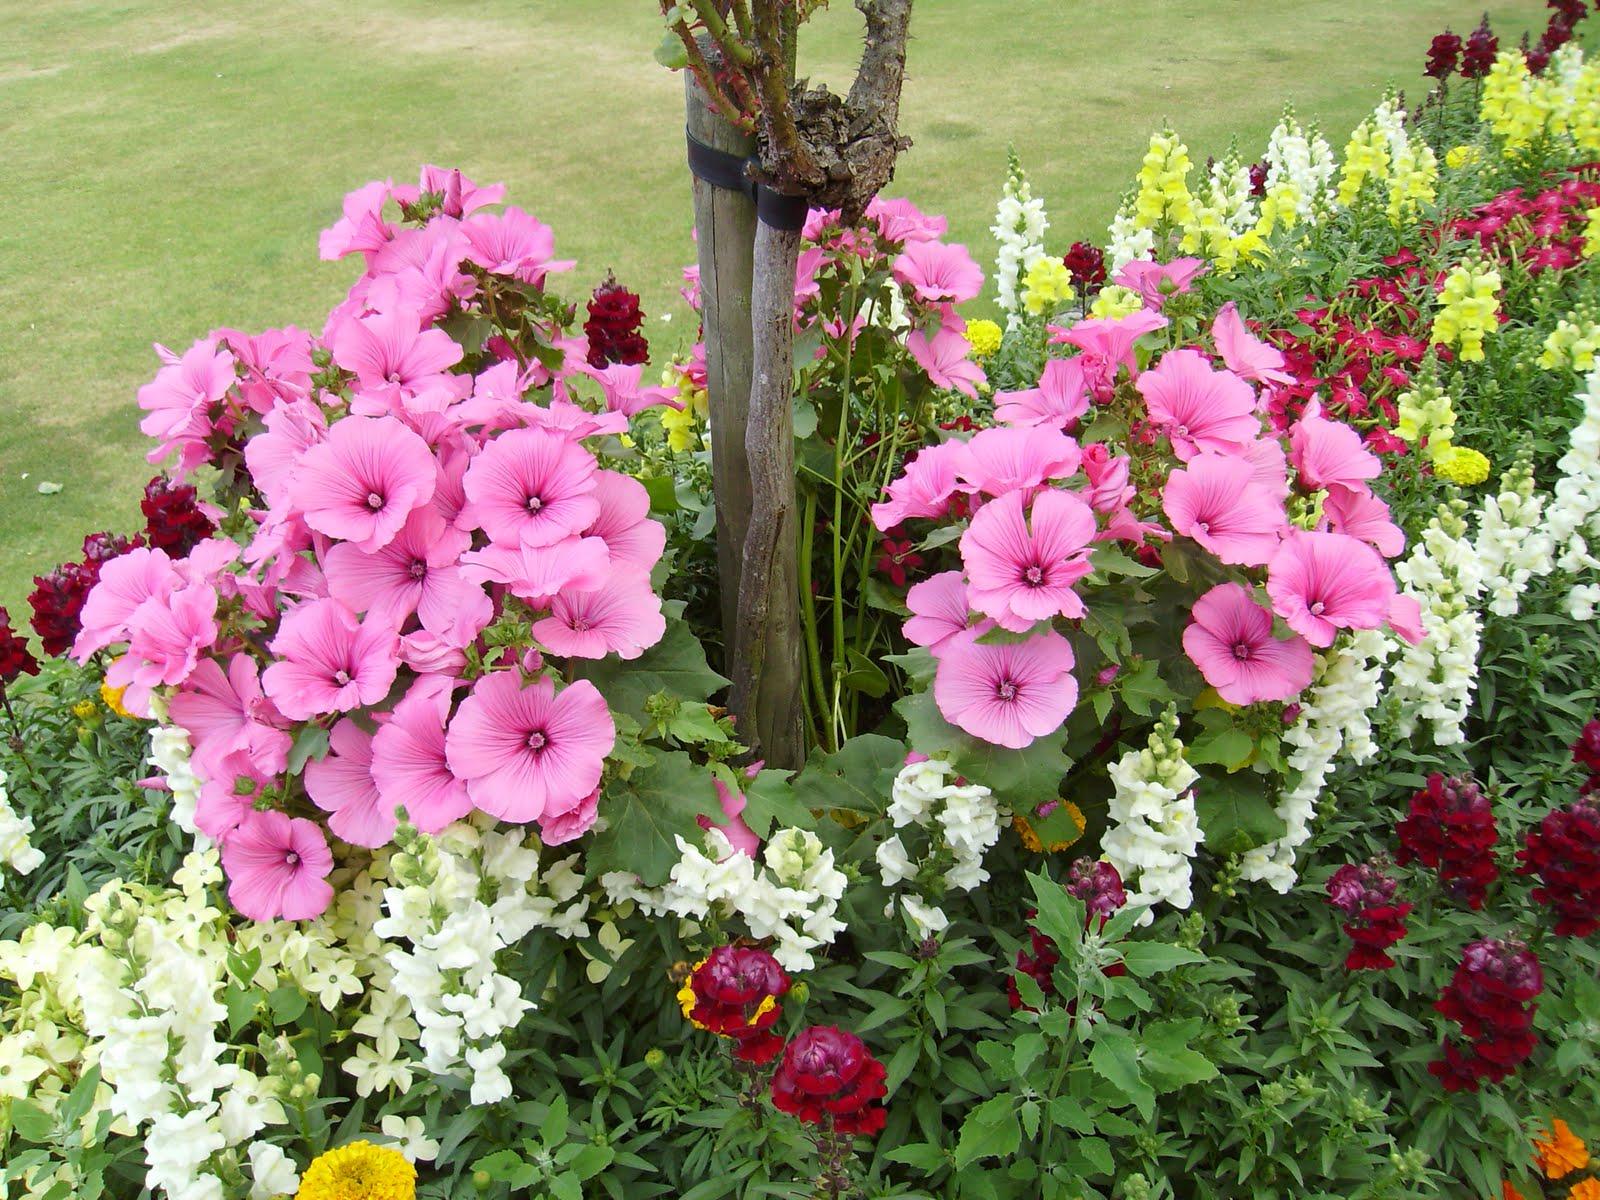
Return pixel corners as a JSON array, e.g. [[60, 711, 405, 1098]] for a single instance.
[[0, 0, 1549, 616]]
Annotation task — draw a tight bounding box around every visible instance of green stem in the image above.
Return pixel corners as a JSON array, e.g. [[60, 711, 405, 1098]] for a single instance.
[[799, 491, 833, 752], [828, 284, 861, 750]]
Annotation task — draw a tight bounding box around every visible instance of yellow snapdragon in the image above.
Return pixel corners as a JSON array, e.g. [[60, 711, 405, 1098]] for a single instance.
[[1337, 117, 1391, 208], [658, 362, 708, 452], [1583, 206, 1600, 259], [1445, 144, 1483, 170], [1387, 141, 1438, 226], [1396, 376, 1457, 447], [1088, 285, 1146, 319], [1132, 128, 1197, 232], [1022, 257, 1073, 315], [1431, 259, 1502, 363], [1540, 317, 1600, 372], [1479, 46, 1600, 159]]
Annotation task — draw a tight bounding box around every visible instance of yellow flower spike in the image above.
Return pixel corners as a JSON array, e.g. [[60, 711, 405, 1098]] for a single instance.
[[1445, 145, 1482, 170], [1022, 258, 1073, 316], [1583, 207, 1600, 260], [296, 1141, 416, 1200]]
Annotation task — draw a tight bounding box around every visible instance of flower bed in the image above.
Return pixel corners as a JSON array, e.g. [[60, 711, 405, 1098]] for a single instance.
[[2, 7, 1600, 1200]]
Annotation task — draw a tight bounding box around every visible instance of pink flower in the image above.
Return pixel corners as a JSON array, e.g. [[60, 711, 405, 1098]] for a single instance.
[[1182, 583, 1314, 705], [168, 655, 291, 780], [1112, 257, 1207, 309], [1289, 402, 1380, 494], [1162, 453, 1287, 566], [1137, 349, 1261, 460], [261, 598, 401, 720], [104, 584, 220, 712], [994, 358, 1090, 430], [319, 179, 394, 262], [867, 196, 948, 244], [907, 327, 986, 398], [460, 206, 574, 285], [1325, 487, 1405, 557], [371, 677, 472, 834], [305, 719, 396, 848], [137, 339, 236, 472], [244, 399, 326, 508], [322, 506, 490, 642], [458, 535, 610, 604], [1266, 530, 1396, 647], [699, 774, 761, 858], [962, 490, 1097, 629], [445, 672, 615, 823], [539, 787, 601, 846], [73, 547, 180, 658], [893, 241, 983, 305], [582, 362, 680, 416], [1212, 302, 1293, 385], [288, 415, 438, 552], [196, 770, 262, 843], [221, 810, 335, 922], [330, 307, 463, 407], [585, 471, 667, 572], [460, 428, 600, 547], [904, 571, 983, 655], [409, 164, 506, 217], [956, 427, 1082, 498], [531, 574, 666, 660], [1081, 445, 1134, 513], [933, 631, 1078, 749], [871, 440, 968, 530], [1050, 309, 1168, 392]]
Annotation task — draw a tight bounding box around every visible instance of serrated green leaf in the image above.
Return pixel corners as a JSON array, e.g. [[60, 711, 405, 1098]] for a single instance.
[[576, 619, 728, 726], [1193, 769, 1287, 855], [587, 751, 718, 885], [953, 1095, 1020, 1169], [790, 733, 904, 817]]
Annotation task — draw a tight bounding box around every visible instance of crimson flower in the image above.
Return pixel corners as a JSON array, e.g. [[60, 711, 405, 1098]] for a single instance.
[[1395, 773, 1499, 908], [1518, 797, 1600, 937], [1570, 719, 1600, 778], [874, 536, 924, 588], [1326, 861, 1411, 970], [27, 562, 96, 658], [1429, 938, 1542, 1092], [1460, 15, 1498, 78], [1425, 31, 1462, 78], [0, 608, 39, 684], [142, 475, 216, 556], [584, 274, 649, 368], [1062, 242, 1107, 291], [770, 1026, 887, 1136], [681, 946, 791, 1065]]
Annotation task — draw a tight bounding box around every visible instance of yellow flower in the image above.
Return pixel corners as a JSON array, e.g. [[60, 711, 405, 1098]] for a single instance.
[[1022, 258, 1073, 316], [1535, 1119, 1590, 1180], [1088, 285, 1145, 320], [296, 1141, 416, 1200], [677, 957, 707, 1024], [1583, 207, 1600, 260], [1445, 144, 1482, 169], [965, 318, 1003, 359], [1434, 446, 1492, 486], [1431, 259, 1502, 363], [99, 681, 134, 718], [71, 699, 98, 721]]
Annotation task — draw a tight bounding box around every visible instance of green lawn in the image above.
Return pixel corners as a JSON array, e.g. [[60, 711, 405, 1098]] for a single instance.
[[0, 0, 1549, 619]]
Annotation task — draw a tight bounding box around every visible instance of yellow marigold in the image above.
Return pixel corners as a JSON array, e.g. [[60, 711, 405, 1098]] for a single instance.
[[71, 699, 98, 721], [1446, 144, 1483, 170], [1570, 1180, 1600, 1200], [965, 318, 1003, 359], [296, 1141, 415, 1200], [1434, 446, 1492, 486], [99, 683, 133, 718], [1535, 1118, 1590, 1180]]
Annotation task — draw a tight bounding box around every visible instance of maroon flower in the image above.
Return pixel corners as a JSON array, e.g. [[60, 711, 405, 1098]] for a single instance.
[[1518, 797, 1600, 937], [1460, 15, 1499, 79], [1009, 859, 1127, 1010], [141, 475, 215, 556], [1065, 857, 1128, 921], [683, 945, 791, 1064], [770, 1026, 887, 1136], [1062, 242, 1107, 291], [1429, 938, 1542, 1092], [1395, 773, 1499, 908], [1571, 719, 1600, 777], [27, 561, 96, 659], [1246, 162, 1268, 198], [874, 537, 924, 588], [0, 607, 39, 684], [82, 530, 142, 566], [1326, 861, 1411, 970], [1425, 30, 1463, 78], [583, 274, 649, 368]]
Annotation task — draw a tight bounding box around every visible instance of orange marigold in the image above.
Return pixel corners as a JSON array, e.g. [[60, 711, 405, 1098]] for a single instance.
[[1569, 1180, 1600, 1200], [1502, 1184, 1525, 1200], [1536, 1119, 1591, 1180]]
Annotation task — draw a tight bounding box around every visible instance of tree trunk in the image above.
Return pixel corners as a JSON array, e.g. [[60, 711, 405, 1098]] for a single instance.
[[685, 68, 758, 667], [733, 218, 805, 769]]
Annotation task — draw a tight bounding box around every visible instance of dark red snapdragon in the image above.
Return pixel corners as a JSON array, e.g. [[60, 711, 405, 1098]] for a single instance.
[[1396, 773, 1499, 908], [1326, 861, 1411, 970], [141, 475, 215, 556], [0, 608, 39, 684], [1009, 858, 1128, 1010], [1062, 242, 1107, 291], [1461, 15, 1499, 78], [770, 1026, 887, 1136], [27, 562, 96, 659], [1571, 719, 1600, 784], [1519, 797, 1600, 937], [583, 274, 649, 368], [1425, 31, 1463, 78], [682, 945, 791, 1064], [1429, 938, 1542, 1092]]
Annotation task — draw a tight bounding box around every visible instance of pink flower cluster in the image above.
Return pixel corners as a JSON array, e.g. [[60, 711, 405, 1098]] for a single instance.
[[79, 166, 674, 922], [877, 290, 1420, 748]]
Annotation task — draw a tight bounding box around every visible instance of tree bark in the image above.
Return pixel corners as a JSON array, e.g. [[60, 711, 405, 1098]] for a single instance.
[[733, 218, 805, 769], [685, 68, 758, 668]]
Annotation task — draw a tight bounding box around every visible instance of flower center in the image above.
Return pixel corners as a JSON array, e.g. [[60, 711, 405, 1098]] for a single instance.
[[366, 491, 385, 511], [571, 617, 591, 632], [1309, 600, 1326, 616], [1023, 564, 1045, 586], [409, 559, 428, 580], [1194, 520, 1210, 534], [996, 678, 1018, 702], [526, 494, 544, 513], [284, 851, 300, 867], [1232, 642, 1252, 660], [386, 371, 403, 384], [1174, 423, 1189, 438], [333, 669, 351, 686], [526, 730, 548, 752]]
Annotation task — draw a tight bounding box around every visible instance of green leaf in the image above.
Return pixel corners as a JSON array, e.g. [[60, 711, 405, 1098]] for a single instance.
[[1027, 871, 1087, 955], [653, 28, 690, 69], [953, 1095, 1020, 1169], [268, 986, 309, 1024], [886, 1142, 947, 1171], [1087, 1027, 1154, 1119], [286, 725, 330, 774], [1186, 724, 1255, 771], [896, 692, 1071, 809], [8, 1099, 54, 1143], [640, 475, 679, 513], [540, 1095, 570, 1147], [1192, 769, 1287, 855], [790, 733, 904, 817], [1140, 1018, 1218, 1091], [576, 618, 728, 725], [587, 751, 718, 885], [842, 650, 890, 698], [1117, 943, 1206, 978]]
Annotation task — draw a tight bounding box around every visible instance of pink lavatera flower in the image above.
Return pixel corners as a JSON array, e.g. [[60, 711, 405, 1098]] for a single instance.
[[221, 810, 335, 922], [399, 164, 507, 217], [330, 306, 464, 410], [581, 362, 681, 416], [196, 765, 264, 843], [993, 358, 1091, 431], [1162, 453, 1288, 567], [104, 583, 220, 716], [460, 427, 600, 548], [360, 229, 477, 326], [539, 787, 601, 846], [907, 327, 986, 398], [137, 339, 237, 472], [1049, 309, 1168, 392], [892, 240, 984, 305], [444, 672, 615, 824], [460, 206, 575, 285], [870, 439, 968, 530], [261, 598, 401, 720], [933, 630, 1079, 749], [532, 573, 666, 660], [168, 654, 291, 781], [1112, 256, 1207, 309], [961, 489, 1097, 630], [699, 772, 762, 858], [1236, 437, 1292, 500], [1266, 530, 1396, 647], [585, 471, 667, 573], [305, 719, 396, 849], [322, 506, 491, 642], [956, 427, 1082, 499], [72, 547, 180, 659], [1181, 582, 1314, 705], [244, 399, 327, 509], [371, 676, 472, 834], [458, 535, 611, 605], [1080, 444, 1135, 513], [1289, 402, 1381, 494], [1324, 486, 1405, 558], [1136, 348, 1261, 461], [1211, 302, 1293, 385], [867, 195, 948, 244], [288, 415, 438, 552], [905, 570, 986, 656], [318, 179, 395, 262]]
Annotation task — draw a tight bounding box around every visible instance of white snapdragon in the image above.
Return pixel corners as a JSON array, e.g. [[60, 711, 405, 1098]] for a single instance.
[[1474, 459, 1556, 616], [1107, 207, 1156, 273], [1241, 629, 1387, 892], [1260, 109, 1337, 229], [875, 757, 1002, 936], [146, 721, 205, 843], [990, 149, 1050, 327], [1100, 708, 1203, 919], [0, 766, 44, 876], [1547, 369, 1600, 616], [1390, 500, 1484, 746]]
